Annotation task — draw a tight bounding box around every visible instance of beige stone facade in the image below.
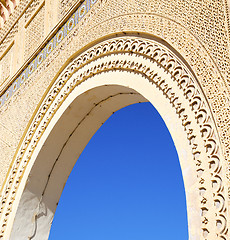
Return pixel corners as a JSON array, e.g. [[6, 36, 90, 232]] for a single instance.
[[0, 0, 229, 239]]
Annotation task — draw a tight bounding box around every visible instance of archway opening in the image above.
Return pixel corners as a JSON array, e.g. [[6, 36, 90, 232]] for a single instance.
[[10, 78, 197, 240], [49, 102, 188, 240]]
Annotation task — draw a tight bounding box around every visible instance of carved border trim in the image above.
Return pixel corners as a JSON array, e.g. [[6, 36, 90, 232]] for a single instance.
[[0, 37, 228, 239]]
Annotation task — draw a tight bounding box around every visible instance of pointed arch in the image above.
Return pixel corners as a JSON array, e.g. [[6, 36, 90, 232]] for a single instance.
[[0, 36, 228, 240]]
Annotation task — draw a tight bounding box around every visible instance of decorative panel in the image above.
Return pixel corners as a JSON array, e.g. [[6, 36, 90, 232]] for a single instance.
[[0, 44, 13, 86], [24, 4, 45, 61], [24, 0, 42, 23], [59, 0, 76, 18], [0, 22, 18, 55], [0, 0, 98, 108]]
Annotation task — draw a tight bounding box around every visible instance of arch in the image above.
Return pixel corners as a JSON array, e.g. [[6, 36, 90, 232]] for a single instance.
[[0, 36, 228, 239]]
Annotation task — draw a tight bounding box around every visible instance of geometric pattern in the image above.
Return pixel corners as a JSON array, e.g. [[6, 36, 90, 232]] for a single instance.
[[24, 4, 45, 60], [0, 0, 98, 107]]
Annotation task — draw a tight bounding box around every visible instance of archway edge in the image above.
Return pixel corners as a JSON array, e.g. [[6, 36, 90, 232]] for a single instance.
[[0, 36, 228, 239], [1, 15, 229, 198], [0, 10, 229, 202], [0, 31, 218, 196], [10, 72, 198, 240]]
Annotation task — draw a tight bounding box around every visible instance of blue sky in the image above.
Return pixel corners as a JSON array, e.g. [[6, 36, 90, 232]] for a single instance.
[[49, 102, 188, 239]]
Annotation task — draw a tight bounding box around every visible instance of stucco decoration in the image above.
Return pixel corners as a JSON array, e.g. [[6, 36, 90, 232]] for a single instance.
[[0, 0, 98, 107], [0, 36, 228, 239], [0, 0, 229, 239]]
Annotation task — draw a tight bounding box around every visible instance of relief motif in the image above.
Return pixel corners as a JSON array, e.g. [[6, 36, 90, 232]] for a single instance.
[[24, 0, 42, 23], [0, 43, 13, 86], [0, 0, 229, 239], [0, 37, 228, 239], [24, 4, 45, 60], [59, 0, 76, 18], [0, 0, 98, 107]]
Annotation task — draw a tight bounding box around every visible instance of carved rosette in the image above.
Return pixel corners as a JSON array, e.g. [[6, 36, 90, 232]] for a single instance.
[[0, 37, 228, 239]]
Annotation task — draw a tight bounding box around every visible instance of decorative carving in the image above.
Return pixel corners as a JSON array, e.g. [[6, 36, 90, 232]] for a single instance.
[[0, 0, 29, 43], [59, 0, 75, 19], [0, 42, 13, 86], [0, 0, 98, 107], [0, 0, 229, 239], [0, 21, 17, 54], [24, 0, 41, 23], [0, 0, 18, 26], [0, 37, 228, 239], [0, 3, 229, 189], [66, 8, 230, 201], [24, 4, 44, 60]]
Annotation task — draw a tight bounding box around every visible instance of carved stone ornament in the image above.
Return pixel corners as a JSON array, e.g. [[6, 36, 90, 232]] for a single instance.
[[0, 36, 228, 240]]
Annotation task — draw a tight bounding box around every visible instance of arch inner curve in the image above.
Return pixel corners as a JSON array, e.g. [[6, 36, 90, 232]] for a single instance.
[[48, 101, 188, 240], [4, 36, 227, 240], [10, 74, 198, 240]]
